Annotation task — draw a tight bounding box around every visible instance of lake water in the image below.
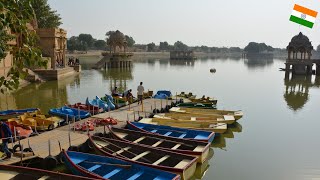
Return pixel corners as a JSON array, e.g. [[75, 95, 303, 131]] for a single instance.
[[1, 56, 320, 180]]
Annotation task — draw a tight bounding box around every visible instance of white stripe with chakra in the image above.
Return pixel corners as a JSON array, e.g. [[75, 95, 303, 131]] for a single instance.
[[291, 10, 316, 23]]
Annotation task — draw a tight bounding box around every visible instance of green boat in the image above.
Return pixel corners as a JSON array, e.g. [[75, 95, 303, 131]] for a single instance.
[[176, 102, 217, 109]]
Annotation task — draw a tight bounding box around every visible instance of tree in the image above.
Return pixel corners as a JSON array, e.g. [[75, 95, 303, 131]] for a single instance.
[[125, 35, 135, 47], [31, 0, 62, 28], [147, 43, 156, 52], [94, 40, 106, 50], [174, 41, 188, 50], [317, 45, 320, 52], [0, 0, 46, 92], [159, 41, 169, 51], [78, 34, 94, 48], [244, 42, 273, 53]]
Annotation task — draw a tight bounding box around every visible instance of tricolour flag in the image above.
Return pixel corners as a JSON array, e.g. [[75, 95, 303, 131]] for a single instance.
[[290, 4, 318, 28]]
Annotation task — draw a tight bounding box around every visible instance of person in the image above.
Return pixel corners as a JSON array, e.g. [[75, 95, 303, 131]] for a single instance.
[[112, 87, 120, 96], [0, 121, 12, 159], [137, 82, 144, 105], [123, 89, 133, 103]]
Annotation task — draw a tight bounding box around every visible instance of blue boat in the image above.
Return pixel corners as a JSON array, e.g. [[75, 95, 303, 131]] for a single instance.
[[86, 97, 109, 111], [154, 90, 172, 99], [48, 106, 90, 121], [62, 150, 180, 180], [127, 121, 215, 143], [0, 108, 39, 120], [99, 95, 116, 110]]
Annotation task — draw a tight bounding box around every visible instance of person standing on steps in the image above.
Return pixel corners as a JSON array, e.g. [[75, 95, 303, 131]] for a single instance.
[[0, 121, 12, 160], [137, 82, 144, 105]]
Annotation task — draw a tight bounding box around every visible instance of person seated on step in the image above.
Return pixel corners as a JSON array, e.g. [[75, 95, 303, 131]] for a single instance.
[[112, 87, 121, 97], [123, 89, 133, 103]]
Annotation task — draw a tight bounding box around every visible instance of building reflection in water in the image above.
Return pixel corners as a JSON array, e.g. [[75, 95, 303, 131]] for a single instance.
[[244, 56, 274, 69], [284, 73, 320, 111], [170, 59, 195, 67], [0, 74, 80, 113], [100, 67, 133, 94]]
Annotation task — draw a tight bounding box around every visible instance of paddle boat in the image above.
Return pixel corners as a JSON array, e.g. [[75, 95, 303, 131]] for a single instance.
[[108, 126, 211, 163], [62, 150, 180, 180], [86, 97, 109, 111], [88, 136, 197, 180], [127, 121, 215, 143], [154, 90, 172, 99], [0, 108, 39, 120], [170, 107, 244, 120], [176, 102, 217, 109], [5, 121, 33, 139], [0, 164, 95, 180], [138, 117, 227, 134], [188, 97, 218, 105], [49, 106, 91, 121], [66, 103, 103, 115]]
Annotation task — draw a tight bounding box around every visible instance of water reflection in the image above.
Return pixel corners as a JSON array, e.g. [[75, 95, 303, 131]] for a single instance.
[[170, 59, 195, 66], [191, 148, 214, 180], [284, 74, 320, 111], [99, 68, 133, 93], [244, 56, 274, 69], [0, 74, 80, 113], [211, 122, 242, 150]]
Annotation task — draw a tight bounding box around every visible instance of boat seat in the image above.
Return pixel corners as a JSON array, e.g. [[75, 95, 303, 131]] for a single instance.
[[87, 164, 101, 172], [178, 133, 187, 138], [194, 134, 207, 140], [151, 130, 157, 133], [115, 132, 128, 139], [133, 137, 146, 143], [38, 176, 50, 180], [193, 146, 205, 152], [103, 168, 122, 179], [152, 155, 170, 165], [171, 143, 182, 150], [131, 151, 150, 161], [127, 171, 144, 180], [113, 147, 131, 155], [151, 140, 163, 147], [164, 132, 172, 136]]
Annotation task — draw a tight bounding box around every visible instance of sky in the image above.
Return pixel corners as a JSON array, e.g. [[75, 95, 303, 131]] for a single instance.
[[48, 0, 320, 48]]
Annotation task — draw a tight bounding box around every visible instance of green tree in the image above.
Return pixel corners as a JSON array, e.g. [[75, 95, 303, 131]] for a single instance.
[[0, 0, 46, 92], [174, 41, 188, 50], [125, 35, 135, 47], [78, 34, 94, 48], [159, 41, 169, 51], [94, 40, 106, 50], [147, 43, 156, 52], [244, 42, 274, 53], [31, 0, 62, 28], [317, 45, 320, 52]]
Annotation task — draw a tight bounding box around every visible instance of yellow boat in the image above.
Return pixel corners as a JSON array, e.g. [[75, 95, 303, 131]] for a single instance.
[[170, 107, 244, 120], [9, 111, 63, 131], [188, 97, 218, 105], [139, 118, 227, 134], [154, 113, 236, 124]]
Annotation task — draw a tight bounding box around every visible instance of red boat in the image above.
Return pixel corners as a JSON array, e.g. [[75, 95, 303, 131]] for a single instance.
[[73, 121, 95, 132], [6, 121, 33, 139], [66, 103, 103, 115], [90, 117, 117, 126]]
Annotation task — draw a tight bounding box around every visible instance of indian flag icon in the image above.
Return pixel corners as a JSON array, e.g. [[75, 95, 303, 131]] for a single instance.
[[290, 4, 318, 28]]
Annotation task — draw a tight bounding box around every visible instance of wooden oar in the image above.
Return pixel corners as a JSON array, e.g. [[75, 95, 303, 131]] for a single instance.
[[93, 136, 153, 163], [83, 161, 131, 169]]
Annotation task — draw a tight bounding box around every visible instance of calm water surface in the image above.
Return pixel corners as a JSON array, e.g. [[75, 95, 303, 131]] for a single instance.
[[1, 57, 320, 180]]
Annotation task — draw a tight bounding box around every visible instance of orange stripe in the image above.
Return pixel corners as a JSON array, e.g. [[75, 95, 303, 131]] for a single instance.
[[294, 4, 318, 17]]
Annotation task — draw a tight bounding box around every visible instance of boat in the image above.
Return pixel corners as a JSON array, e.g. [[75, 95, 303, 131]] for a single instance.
[[88, 136, 197, 180], [66, 103, 103, 115], [62, 150, 180, 180], [154, 90, 172, 99], [0, 163, 95, 180], [138, 118, 227, 134], [107, 126, 211, 163], [169, 107, 243, 120], [176, 102, 216, 109], [127, 121, 215, 143], [49, 106, 91, 121], [176, 92, 196, 99], [153, 113, 236, 124], [0, 108, 39, 120], [188, 97, 217, 105], [101, 94, 124, 108], [5, 121, 33, 139], [86, 97, 109, 111]]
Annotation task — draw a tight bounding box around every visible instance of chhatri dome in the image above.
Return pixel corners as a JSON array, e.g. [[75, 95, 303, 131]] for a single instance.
[[286, 32, 313, 52]]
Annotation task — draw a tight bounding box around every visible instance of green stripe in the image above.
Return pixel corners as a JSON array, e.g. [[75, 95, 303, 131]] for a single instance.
[[290, 15, 314, 28]]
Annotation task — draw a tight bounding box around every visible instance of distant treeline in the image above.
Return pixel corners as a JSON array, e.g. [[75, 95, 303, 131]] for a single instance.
[[67, 31, 320, 54]]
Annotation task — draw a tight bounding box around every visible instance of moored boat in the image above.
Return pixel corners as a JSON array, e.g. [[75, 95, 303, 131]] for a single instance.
[[88, 136, 197, 180], [170, 107, 244, 120], [86, 97, 109, 111], [49, 106, 91, 121], [66, 102, 103, 115], [138, 118, 227, 134], [176, 102, 216, 109], [153, 113, 236, 124], [127, 121, 215, 142], [0, 163, 95, 180], [188, 97, 217, 105], [0, 108, 39, 120], [6, 120, 33, 139], [107, 126, 211, 163], [62, 150, 180, 180]]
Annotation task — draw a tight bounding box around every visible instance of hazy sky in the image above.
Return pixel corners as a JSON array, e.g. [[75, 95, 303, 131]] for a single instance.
[[48, 0, 320, 48]]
